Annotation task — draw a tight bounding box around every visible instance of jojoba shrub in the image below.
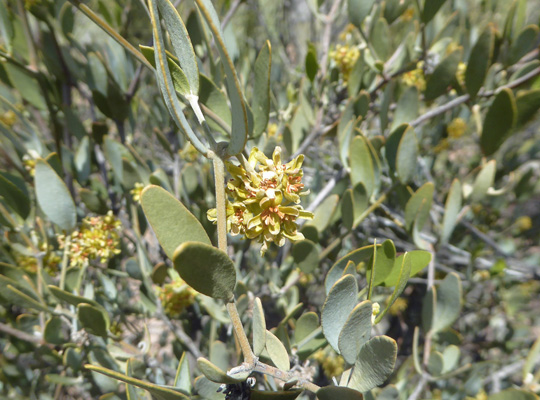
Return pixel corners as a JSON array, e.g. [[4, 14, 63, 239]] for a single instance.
[[0, 0, 539, 399]]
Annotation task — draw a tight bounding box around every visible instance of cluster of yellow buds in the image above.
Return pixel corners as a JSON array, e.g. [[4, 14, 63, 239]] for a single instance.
[[447, 117, 467, 139], [330, 44, 360, 82], [22, 151, 40, 176], [15, 244, 61, 275], [130, 182, 145, 203], [0, 110, 17, 127], [158, 278, 196, 318], [180, 142, 200, 162], [312, 347, 345, 378], [207, 147, 313, 255], [58, 211, 122, 267], [456, 62, 466, 86], [402, 61, 426, 91]]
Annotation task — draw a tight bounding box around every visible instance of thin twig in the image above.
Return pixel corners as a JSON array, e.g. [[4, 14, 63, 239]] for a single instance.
[[221, 0, 242, 30]]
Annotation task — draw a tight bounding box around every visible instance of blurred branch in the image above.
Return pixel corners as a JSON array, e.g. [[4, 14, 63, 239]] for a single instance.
[[0, 322, 50, 347], [221, 0, 242, 30], [66, 0, 153, 70]]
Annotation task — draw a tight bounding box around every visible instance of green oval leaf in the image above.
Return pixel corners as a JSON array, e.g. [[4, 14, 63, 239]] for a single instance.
[[396, 126, 418, 184], [44, 316, 68, 345], [382, 250, 432, 287], [292, 240, 319, 274], [317, 386, 363, 400], [375, 252, 411, 323], [0, 173, 30, 219], [253, 297, 267, 357], [141, 185, 211, 259], [441, 179, 462, 243], [421, 0, 448, 23], [405, 182, 434, 232], [322, 275, 359, 353], [34, 159, 76, 231], [424, 49, 462, 101], [338, 300, 373, 364], [430, 272, 462, 333], [194, 0, 249, 155], [325, 244, 375, 294], [480, 88, 517, 156], [173, 241, 236, 301], [156, 0, 199, 94], [265, 330, 290, 371], [139, 45, 190, 96], [515, 89, 540, 128], [347, 0, 376, 29], [197, 357, 242, 384], [349, 336, 397, 392], [252, 41, 272, 137], [465, 26, 495, 98], [77, 303, 110, 338], [471, 160, 496, 202], [350, 135, 375, 197]]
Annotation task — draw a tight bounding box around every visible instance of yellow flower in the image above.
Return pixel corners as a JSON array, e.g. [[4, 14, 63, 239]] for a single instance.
[[312, 347, 345, 378], [130, 182, 145, 203], [515, 216, 532, 232], [58, 211, 122, 267], [402, 61, 426, 91], [207, 147, 313, 255], [447, 117, 466, 139], [456, 62, 466, 86], [158, 278, 196, 318], [330, 44, 360, 82], [0, 110, 17, 127]]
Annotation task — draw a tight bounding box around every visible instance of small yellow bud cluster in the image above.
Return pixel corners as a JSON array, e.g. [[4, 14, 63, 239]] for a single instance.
[[207, 147, 313, 255], [388, 297, 408, 316], [0, 110, 17, 127], [330, 44, 360, 82], [402, 61, 426, 92], [15, 243, 61, 275], [158, 278, 196, 318], [130, 182, 145, 203], [456, 62, 466, 86], [180, 143, 200, 162], [515, 216, 532, 232], [338, 23, 356, 42], [312, 347, 345, 378], [22, 152, 39, 177], [447, 117, 467, 139], [58, 211, 122, 267], [266, 123, 280, 139]]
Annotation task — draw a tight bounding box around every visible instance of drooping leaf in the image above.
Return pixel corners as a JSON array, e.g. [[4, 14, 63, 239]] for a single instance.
[[34, 159, 76, 231], [77, 303, 110, 338], [139, 45, 190, 95], [252, 41, 272, 137], [173, 242, 236, 301], [347, 0, 376, 29], [465, 26, 495, 99], [292, 240, 319, 274], [375, 253, 411, 323], [350, 135, 375, 197], [421, 0, 448, 23], [488, 389, 539, 400], [404, 182, 434, 231], [156, 0, 199, 95], [349, 336, 397, 392], [480, 88, 517, 155], [141, 185, 211, 259], [317, 386, 363, 400], [194, 0, 249, 155], [322, 275, 358, 353], [338, 300, 373, 364], [253, 297, 267, 357], [471, 160, 496, 202], [197, 358, 243, 384], [85, 364, 190, 400], [441, 179, 462, 243], [424, 49, 462, 101], [0, 173, 30, 219], [265, 330, 290, 371]]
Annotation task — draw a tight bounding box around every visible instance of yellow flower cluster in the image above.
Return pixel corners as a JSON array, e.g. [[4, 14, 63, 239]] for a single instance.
[[207, 147, 313, 255], [130, 182, 145, 203], [456, 62, 466, 86], [0, 110, 17, 127], [447, 117, 467, 139], [312, 347, 345, 378], [330, 44, 360, 82], [158, 278, 196, 318], [58, 211, 122, 267], [15, 244, 61, 275], [402, 61, 426, 91]]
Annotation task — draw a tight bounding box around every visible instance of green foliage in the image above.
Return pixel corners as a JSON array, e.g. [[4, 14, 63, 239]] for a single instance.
[[0, 0, 539, 399]]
